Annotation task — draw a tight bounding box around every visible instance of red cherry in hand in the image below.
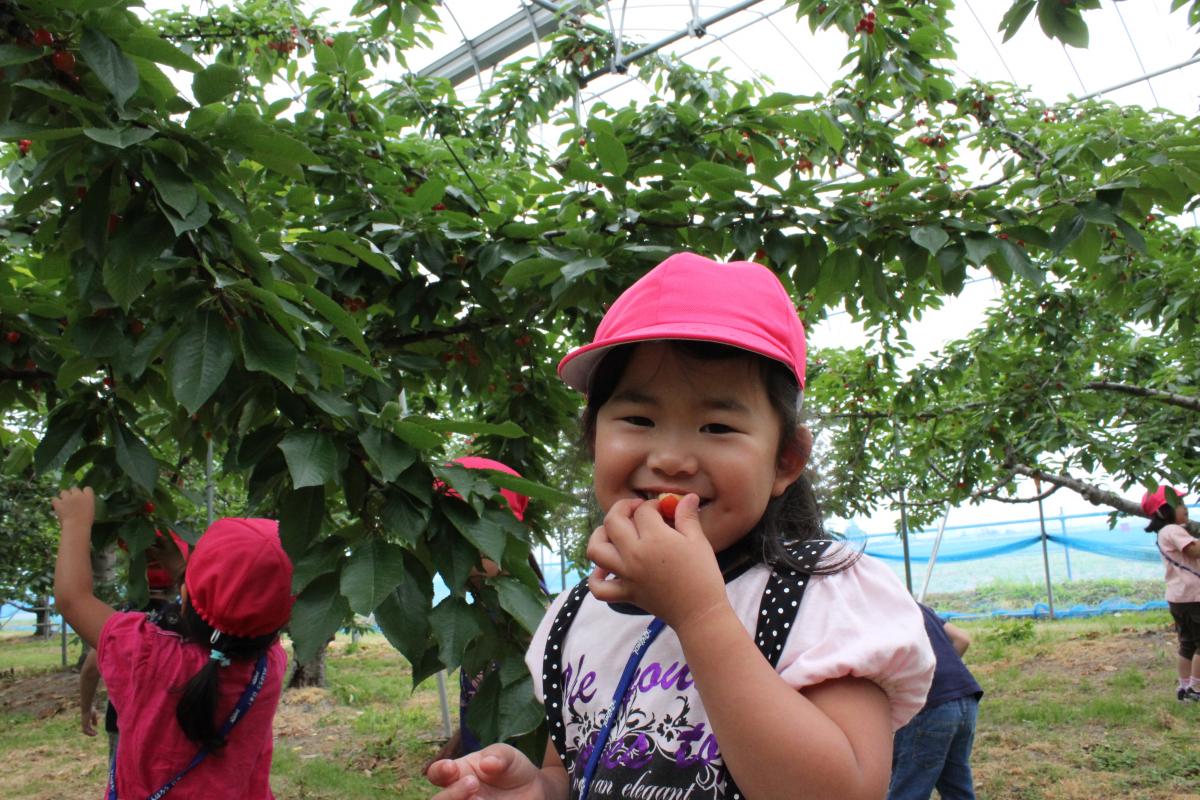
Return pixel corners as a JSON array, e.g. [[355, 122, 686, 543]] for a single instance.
[[658, 493, 681, 523]]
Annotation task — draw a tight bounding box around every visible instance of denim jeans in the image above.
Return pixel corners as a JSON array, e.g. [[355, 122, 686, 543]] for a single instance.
[[887, 696, 979, 800]]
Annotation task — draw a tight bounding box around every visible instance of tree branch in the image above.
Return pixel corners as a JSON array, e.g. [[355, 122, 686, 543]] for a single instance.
[[1086, 381, 1200, 412], [1009, 463, 1200, 536]]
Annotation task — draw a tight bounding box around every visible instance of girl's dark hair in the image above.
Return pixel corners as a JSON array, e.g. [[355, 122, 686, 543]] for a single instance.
[[175, 599, 277, 751], [582, 341, 856, 575], [1145, 503, 1176, 533]]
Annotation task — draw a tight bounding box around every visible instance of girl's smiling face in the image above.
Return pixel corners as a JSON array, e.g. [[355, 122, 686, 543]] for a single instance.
[[592, 342, 805, 553]]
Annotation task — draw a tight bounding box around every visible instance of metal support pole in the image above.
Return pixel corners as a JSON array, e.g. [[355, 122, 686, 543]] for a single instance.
[[581, 0, 765, 84], [205, 437, 215, 527], [1035, 479, 1056, 619], [1058, 507, 1073, 581], [917, 507, 951, 604], [436, 671, 454, 738], [893, 421, 913, 594]]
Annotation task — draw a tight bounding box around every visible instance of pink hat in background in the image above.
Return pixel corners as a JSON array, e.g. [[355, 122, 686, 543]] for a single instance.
[[184, 518, 294, 638], [1142, 485, 1187, 517], [557, 252, 807, 393], [451, 456, 529, 521]]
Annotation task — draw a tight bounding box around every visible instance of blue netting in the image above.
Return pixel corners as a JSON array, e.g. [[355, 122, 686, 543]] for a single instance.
[[841, 504, 1195, 617]]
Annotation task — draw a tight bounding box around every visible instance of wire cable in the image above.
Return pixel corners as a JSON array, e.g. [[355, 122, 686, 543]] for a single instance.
[[962, 0, 1017, 84], [1111, 0, 1160, 107]]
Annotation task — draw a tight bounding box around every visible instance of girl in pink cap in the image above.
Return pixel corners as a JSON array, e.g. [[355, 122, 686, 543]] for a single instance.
[[53, 486, 294, 799], [1142, 485, 1200, 701], [427, 252, 934, 800]]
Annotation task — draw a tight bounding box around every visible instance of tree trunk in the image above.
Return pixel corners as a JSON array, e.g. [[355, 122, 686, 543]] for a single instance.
[[34, 594, 53, 638], [287, 639, 330, 688]]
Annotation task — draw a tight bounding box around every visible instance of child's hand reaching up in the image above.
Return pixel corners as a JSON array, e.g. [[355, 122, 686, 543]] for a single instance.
[[426, 744, 549, 800], [52, 486, 95, 533], [586, 494, 728, 633]]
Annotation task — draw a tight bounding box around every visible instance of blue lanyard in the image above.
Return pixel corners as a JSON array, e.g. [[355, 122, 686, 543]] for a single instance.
[[1159, 538, 1200, 579], [107, 653, 269, 800], [578, 618, 666, 800]]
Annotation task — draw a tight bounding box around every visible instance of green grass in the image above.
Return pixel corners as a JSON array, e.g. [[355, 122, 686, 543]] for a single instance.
[[2, 612, 1198, 799]]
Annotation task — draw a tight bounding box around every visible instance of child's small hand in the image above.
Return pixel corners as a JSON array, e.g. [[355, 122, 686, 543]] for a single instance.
[[587, 495, 727, 631], [426, 744, 544, 800], [52, 487, 96, 532]]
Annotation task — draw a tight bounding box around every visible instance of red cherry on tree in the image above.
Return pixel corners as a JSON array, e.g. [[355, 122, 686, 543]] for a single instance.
[[143, 501, 156, 514], [324, 37, 334, 46], [129, 320, 145, 334], [18, 139, 31, 156], [51, 50, 76, 74], [33, 28, 55, 47], [5, 331, 21, 344], [107, 214, 121, 234]]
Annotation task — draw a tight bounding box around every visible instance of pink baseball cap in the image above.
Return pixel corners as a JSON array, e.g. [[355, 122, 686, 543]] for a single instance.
[[185, 518, 294, 638], [557, 252, 806, 393], [1142, 485, 1187, 516], [450, 456, 529, 521]]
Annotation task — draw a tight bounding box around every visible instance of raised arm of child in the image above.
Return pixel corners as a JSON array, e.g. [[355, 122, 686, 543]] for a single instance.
[[588, 495, 894, 800], [52, 487, 115, 649], [426, 739, 568, 800]]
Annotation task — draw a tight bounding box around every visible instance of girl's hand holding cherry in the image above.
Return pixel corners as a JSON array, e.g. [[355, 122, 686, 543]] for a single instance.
[[586, 494, 728, 633]]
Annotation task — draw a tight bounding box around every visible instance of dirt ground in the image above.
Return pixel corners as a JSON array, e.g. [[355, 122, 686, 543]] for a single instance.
[[3, 623, 1197, 799]]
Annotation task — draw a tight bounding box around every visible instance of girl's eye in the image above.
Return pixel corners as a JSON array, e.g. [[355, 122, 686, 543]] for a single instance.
[[701, 423, 736, 434], [623, 416, 653, 427]]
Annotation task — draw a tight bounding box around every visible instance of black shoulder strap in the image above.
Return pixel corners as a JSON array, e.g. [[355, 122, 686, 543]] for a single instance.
[[542, 539, 834, 784], [542, 580, 591, 772]]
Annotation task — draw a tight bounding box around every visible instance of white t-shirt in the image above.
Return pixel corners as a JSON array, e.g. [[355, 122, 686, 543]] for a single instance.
[[526, 550, 934, 800]]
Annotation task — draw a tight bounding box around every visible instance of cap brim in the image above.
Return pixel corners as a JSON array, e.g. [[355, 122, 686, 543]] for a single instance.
[[558, 328, 799, 394]]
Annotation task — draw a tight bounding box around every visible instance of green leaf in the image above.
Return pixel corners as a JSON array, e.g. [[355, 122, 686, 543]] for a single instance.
[[910, 225, 949, 255], [80, 28, 139, 107], [591, 129, 628, 177], [340, 538, 408, 615], [295, 284, 370, 356], [240, 318, 298, 387], [278, 430, 337, 489], [999, 0, 1037, 42], [122, 29, 202, 73], [962, 234, 998, 266], [168, 312, 235, 414], [290, 573, 351, 663], [488, 472, 573, 506], [561, 256, 608, 282], [374, 563, 433, 666], [421, 419, 525, 438], [192, 62, 241, 105], [0, 122, 82, 141], [279, 486, 325, 560], [428, 596, 482, 672], [358, 428, 416, 482], [14, 79, 103, 111], [393, 420, 445, 450], [442, 503, 506, 564], [495, 576, 548, 634], [105, 214, 175, 309], [83, 127, 157, 149], [111, 422, 157, 493], [146, 158, 199, 218], [0, 44, 42, 68], [34, 417, 86, 474], [291, 537, 344, 594]]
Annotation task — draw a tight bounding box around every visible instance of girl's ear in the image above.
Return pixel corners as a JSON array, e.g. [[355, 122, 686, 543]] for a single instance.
[[772, 426, 812, 497]]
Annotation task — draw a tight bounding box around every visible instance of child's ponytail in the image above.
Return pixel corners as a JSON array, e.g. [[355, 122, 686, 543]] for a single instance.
[[176, 599, 278, 751]]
